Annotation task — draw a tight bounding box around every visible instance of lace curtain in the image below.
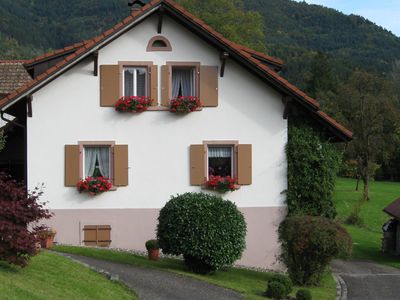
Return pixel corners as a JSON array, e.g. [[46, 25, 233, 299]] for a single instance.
[[85, 147, 110, 178], [208, 147, 232, 158], [172, 68, 194, 98]]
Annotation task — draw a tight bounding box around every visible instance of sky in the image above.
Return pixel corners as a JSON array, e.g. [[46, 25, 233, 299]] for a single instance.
[[294, 0, 400, 37]]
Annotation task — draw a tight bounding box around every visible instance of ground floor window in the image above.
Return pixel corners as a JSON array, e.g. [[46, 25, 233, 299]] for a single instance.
[[83, 146, 111, 178], [208, 146, 233, 177]]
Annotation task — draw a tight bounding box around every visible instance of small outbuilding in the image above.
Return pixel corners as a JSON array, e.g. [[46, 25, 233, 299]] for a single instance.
[[383, 199, 400, 255]]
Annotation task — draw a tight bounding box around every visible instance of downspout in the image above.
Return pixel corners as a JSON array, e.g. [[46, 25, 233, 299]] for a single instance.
[[0, 109, 27, 186]]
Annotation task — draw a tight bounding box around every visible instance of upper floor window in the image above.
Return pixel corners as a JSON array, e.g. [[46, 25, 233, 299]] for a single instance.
[[146, 35, 172, 52], [171, 66, 197, 98], [123, 67, 148, 97]]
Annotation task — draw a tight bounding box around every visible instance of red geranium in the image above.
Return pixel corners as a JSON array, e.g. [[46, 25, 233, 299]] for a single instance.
[[77, 177, 113, 196], [169, 96, 202, 113], [115, 96, 153, 113], [205, 175, 239, 193]]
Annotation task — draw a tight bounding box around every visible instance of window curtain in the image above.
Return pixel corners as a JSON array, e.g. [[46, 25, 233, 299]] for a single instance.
[[97, 147, 110, 178], [172, 68, 194, 98], [85, 147, 110, 178], [208, 147, 232, 158], [136, 68, 147, 97], [124, 68, 134, 96], [85, 148, 98, 177]]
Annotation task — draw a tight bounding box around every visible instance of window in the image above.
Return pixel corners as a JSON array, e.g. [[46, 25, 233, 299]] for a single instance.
[[171, 66, 197, 98], [146, 36, 172, 52], [83, 146, 111, 179], [208, 146, 233, 177], [190, 142, 252, 186], [64, 142, 129, 187], [123, 67, 148, 97], [83, 225, 111, 247]]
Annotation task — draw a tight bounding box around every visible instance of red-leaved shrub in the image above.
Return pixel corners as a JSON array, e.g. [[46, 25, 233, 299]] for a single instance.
[[0, 173, 51, 267]]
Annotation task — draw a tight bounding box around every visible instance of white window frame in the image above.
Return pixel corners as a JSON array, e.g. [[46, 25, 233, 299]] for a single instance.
[[122, 67, 148, 97]]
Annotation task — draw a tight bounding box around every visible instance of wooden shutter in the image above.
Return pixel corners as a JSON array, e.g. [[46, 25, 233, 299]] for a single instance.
[[190, 145, 205, 185], [83, 225, 111, 247], [237, 144, 252, 185], [161, 65, 170, 106], [65, 145, 80, 187], [114, 145, 128, 186], [200, 66, 218, 107], [100, 65, 120, 107], [150, 65, 158, 106]]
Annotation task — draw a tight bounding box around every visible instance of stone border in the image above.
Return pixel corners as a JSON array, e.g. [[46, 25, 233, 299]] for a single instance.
[[333, 274, 348, 300]]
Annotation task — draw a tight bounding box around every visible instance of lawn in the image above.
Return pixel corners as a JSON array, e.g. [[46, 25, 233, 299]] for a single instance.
[[53, 245, 337, 300], [334, 177, 400, 268], [0, 251, 137, 300]]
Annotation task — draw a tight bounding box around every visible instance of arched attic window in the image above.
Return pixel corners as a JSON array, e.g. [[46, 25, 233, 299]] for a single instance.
[[146, 36, 172, 52]]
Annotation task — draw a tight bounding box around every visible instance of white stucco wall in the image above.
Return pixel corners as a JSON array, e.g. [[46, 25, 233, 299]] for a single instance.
[[28, 15, 287, 210]]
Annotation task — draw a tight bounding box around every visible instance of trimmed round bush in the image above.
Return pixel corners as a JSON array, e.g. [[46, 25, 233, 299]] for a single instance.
[[278, 216, 352, 285], [157, 192, 246, 274], [296, 289, 312, 300], [267, 274, 292, 296], [265, 281, 287, 299]]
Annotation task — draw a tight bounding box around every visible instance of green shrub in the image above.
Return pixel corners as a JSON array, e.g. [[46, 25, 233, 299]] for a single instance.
[[267, 274, 292, 296], [296, 289, 312, 300], [265, 281, 287, 299], [145, 239, 159, 250], [157, 192, 246, 274], [286, 124, 341, 219], [278, 216, 352, 285]]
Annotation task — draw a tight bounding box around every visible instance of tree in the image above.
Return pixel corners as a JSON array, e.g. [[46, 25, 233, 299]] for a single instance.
[[335, 71, 399, 201], [176, 0, 266, 52], [0, 173, 51, 267]]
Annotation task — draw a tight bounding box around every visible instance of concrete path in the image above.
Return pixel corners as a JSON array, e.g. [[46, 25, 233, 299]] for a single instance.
[[332, 259, 400, 300], [58, 252, 244, 300]]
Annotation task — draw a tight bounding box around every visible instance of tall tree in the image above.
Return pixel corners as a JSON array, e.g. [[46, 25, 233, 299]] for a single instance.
[[335, 71, 399, 200], [175, 0, 266, 52]]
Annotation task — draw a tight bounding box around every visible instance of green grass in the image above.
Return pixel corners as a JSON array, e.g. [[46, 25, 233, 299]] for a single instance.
[[53, 245, 336, 300], [0, 251, 137, 300], [334, 177, 400, 268]]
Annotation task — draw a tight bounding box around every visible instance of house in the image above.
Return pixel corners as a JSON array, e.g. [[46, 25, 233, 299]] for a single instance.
[[0, 0, 352, 269]]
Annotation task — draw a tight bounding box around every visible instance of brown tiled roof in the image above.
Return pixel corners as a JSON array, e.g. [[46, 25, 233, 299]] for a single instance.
[[0, 0, 352, 140], [384, 198, 400, 219], [0, 61, 32, 95]]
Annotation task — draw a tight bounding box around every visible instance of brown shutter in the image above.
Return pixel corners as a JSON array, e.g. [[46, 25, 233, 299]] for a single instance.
[[190, 144, 205, 185], [114, 145, 128, 186], [150, 65, 158, 106], [65, 145, 80, 187], [100, 65, 120, 107], [161, 65, 170, 106], [200, 66, 218, 107], [237, 144, 252, 185], [83, 225, 111, 247]]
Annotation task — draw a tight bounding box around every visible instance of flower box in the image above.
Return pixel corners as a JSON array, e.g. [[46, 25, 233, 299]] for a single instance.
[[77, 176, 113, 196], [115, 96, 153, 113], [169, 96, 202, 113], [205, 175, 239, 193]]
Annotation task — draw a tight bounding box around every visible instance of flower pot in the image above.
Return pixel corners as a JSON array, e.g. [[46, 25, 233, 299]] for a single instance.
[[148, 249, 160, 261], [40, 236, 54, 249]]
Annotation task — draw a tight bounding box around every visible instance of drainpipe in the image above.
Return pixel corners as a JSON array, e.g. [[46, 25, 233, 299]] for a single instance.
[[0, 109, 27, 186]]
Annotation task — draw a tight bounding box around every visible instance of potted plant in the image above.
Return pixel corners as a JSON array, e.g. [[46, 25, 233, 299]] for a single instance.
[[145, 239, 160, 261], [115, 96, 153, 113], [76, 176, 113, 196], [205, 175, 239, 193], [169, 96, 202, 113], [38, 228, 57, 249]]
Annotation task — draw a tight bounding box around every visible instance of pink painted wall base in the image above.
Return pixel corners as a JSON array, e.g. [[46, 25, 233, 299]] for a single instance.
[[45, 206, 286, 270]]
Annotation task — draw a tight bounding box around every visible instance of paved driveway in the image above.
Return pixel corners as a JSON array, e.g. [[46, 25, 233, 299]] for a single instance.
[[332, 259, 400, 300], [58, 252, 244, 300]]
